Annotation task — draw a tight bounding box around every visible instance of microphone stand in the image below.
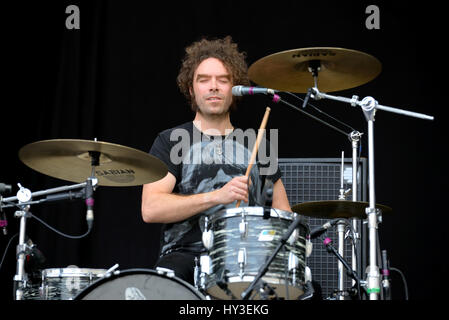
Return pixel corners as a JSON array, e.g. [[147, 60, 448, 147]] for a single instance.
[[241, 214, 306, 300], [266, 91, 365, 295], [307, 87, 434, 300], [1, 178, 98, 300], [323, 237, 362, 300], [349, 130, 362, 289]]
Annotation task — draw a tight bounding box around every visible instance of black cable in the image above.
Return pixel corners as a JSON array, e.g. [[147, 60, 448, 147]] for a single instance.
[[28, 212, 92, 239], [0, 233, 18, 272], [282, 91, 358, 133], [286, 91, 365, 177], [8, 197, 92, 240], [376, 231, 384, 300], [272, 92, 350, 137], [390, 267, 409, 300]]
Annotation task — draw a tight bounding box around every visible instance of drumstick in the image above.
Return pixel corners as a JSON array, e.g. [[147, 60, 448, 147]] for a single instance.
[[236, 106, 271, 208]]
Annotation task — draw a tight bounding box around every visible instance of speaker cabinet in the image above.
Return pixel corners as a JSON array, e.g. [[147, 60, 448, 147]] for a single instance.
[[279, 158, 367, 299]]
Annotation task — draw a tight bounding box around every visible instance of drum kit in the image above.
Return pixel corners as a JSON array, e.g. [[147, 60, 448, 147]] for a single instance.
[[0, 47, 433, 301]]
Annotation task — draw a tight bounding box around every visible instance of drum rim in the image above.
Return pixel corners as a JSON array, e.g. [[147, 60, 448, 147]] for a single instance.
[[42, 268, 108, 278], [74, 268, 206, 300], [207, 206, 309, 230]]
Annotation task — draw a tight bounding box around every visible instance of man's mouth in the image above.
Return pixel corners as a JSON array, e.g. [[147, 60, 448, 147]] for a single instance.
[[206, 96, 222, 101]]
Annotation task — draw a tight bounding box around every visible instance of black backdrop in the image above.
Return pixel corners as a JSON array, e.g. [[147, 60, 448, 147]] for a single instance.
[[1, 1, 446, 302]]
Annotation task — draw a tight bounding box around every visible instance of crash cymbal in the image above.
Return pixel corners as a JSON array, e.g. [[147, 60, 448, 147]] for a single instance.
[[291, 200, 392, 219], [18, 139, 167, 186], [248, 47, 381, 93]]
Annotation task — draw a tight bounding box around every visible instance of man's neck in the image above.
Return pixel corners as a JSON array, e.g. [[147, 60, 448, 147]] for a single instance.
[[193, 112, 234, 136]]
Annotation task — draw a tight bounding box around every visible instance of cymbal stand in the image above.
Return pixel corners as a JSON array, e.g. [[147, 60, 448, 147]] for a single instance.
[[336, 151, 347, 300], [308, 87, 434, 299], [349, 131, 363, 289], [12, 201, 30, 300]]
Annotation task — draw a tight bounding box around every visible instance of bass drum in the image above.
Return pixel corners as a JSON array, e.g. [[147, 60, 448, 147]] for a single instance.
[[75, 268, 205, 300]]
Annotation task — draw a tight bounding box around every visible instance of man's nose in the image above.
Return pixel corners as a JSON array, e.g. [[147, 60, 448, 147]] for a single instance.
[[209, 77, 218, 91]]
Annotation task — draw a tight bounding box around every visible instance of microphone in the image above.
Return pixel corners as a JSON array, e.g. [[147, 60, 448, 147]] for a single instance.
[[381, 249, 392, 300], [324, 237, 359, 282], [232, 85, 278, 96], [85, 178, 94, 230], [0, 183, 12, 194], [309, 218, 341, 239], [0, 183, 10, 235], [0, 211, 7, 235], [302, 88, 313, 109]]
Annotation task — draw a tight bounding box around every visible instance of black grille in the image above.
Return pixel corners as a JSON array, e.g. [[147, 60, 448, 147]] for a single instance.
[[279, 158, 367, 299]]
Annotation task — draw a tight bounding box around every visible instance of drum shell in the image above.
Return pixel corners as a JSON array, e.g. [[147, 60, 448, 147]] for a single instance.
[[201, 207, 309, 300], [21, 267, 107, 300], [75, 268, 206, 300]]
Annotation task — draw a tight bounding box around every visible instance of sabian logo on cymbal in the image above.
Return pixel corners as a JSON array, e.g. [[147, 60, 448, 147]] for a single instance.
[[292, 50, 336, 58], [96, 169, 136, 176], [96, 169, 136, 183]]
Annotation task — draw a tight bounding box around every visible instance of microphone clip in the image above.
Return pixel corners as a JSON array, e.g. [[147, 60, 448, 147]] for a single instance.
[[302, 88, 313, 109]]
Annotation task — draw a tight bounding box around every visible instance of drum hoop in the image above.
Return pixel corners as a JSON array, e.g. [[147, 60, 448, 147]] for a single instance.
[[73, 268, 206, 300], [207, 206, 308, 229], [42, 268, 108, 278]]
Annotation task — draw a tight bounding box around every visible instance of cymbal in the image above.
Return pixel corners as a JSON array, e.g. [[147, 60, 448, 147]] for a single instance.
[[18, 139, 168, 187], [291, 200, 392, 219], [248, 47, 382, 93]]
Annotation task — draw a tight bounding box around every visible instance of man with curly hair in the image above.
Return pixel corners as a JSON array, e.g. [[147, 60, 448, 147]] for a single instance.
[[141, 36, 291, 287]]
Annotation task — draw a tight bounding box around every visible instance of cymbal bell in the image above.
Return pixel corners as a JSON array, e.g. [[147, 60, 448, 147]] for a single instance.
[[248, 47, 382, 93], [18, 139, 168, 187], [291, 200, 392, 219]]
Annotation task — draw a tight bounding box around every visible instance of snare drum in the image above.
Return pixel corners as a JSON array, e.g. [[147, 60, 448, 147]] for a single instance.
[[199, 206, 309, 300], [22, 267, 107, 300], [75, 268, 206, 300]]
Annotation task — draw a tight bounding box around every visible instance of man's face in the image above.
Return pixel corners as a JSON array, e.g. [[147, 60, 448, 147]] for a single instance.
[[190, 57, 234, 117]]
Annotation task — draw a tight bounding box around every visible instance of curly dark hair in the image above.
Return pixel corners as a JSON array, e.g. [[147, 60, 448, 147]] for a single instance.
[[177, 36, 251, 112]]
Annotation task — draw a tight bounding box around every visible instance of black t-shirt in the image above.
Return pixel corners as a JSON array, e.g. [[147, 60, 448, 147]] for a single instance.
[[149, 121, 282, 255]]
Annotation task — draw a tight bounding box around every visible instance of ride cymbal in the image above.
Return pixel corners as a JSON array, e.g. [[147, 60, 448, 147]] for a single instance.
[[291, 200, 392, 219], [18, 139, 167, 186], [248, 47, 382, 93]]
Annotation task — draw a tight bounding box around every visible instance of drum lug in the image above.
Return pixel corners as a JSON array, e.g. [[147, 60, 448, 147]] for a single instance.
[[239, 211, 248, 239], [306, 238, 313, 258], [199, 255, 212, 290], [202, 216, 214, 249], [238, 248, 247, 278], [239, 220, 248, 239], [288, 252, 299, 284], [287, 228, 298, 245], [288, 251, 299, 270], [200, 255, 212, 275], [305, 266, 312, 283], [202, 229, 214, 250], [156, 267, 175, 278]]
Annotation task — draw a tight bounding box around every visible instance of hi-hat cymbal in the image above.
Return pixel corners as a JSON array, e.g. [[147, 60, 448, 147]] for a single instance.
[[291, 200, 392, 219], [248, 47, 382, 93], [18, 139, 167, 187]]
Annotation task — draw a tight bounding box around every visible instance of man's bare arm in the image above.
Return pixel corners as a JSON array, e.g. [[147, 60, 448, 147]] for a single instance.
[[141, 173, 249, 223]]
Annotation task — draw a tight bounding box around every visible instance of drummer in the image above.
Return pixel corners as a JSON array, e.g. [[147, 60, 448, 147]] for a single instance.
[[141, 36, 291, 286]]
